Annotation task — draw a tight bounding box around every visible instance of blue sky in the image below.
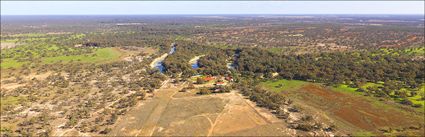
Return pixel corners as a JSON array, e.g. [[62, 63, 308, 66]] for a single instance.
[[1, 1, 424, 15]]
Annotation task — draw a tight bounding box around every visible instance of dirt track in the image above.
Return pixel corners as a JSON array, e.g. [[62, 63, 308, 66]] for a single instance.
[[109, 80, 181, 136], [110, 81, 294, 136]]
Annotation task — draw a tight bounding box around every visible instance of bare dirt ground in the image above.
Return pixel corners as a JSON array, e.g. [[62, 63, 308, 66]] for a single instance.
[[292, 84, 424, 135], [207, 91, 291, 136], [1, 72, 52, 90], [0, 42, 17, 49], [108, 79, 176, 136], [109, 80, 295, 136], [119, 47, 156, 62], [149, 53, 168, 68]]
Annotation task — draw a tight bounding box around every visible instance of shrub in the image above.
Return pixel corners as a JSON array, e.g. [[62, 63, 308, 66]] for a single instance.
[[197, 88, 211, 95], [179, 88, 188, 92], [400, 98, 413, 105], [324, 124, 336, 131], [100, 127, 112, 134], [294, 123, 315, 131], [356, 88, 366, 92], [196, 77, 206, 84], [288, 106, 300, 112], [412, 103, 422, 108]]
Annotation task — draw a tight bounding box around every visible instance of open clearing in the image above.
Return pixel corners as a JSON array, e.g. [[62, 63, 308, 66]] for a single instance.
[[42, 47, 123, 64], [0, 42, 17, 49], [261, 80, 425, 135], [1, 47, 124, 69], [108, 80, 296, 136]]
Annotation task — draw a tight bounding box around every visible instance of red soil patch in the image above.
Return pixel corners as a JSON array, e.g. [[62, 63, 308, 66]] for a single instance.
[[406, 35, 418, 42], [298, 84, 423, 133], [204, 76, 214, 81]]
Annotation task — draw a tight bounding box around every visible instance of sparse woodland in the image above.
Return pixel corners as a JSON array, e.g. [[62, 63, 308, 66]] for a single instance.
[[1, 15, 424, 136]]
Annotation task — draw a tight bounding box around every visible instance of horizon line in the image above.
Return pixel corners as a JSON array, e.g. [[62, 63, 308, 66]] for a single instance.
[[2, 13, 425, 16]]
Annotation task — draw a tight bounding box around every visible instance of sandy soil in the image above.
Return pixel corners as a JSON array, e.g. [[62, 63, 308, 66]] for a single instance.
[[1, 72, 52, 90], [0, 42, 17, 49], [149, 53, 168, 68], [209, 91, 277, 135], [109, 80, 294, 136]]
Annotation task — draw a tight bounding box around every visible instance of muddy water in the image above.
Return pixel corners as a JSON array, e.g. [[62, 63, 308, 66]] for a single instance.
[[151, 44, 176, 73], [192, 62, 199, 69], [227, 51, 240, 70], [189, 55, 205, 69]]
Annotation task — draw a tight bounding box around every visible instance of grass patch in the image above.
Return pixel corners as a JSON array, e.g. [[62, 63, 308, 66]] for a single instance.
[[46, 45, 60, 50], [335, 82, 424, 110], [0, 96, 25, 112], [190, 75, 216, 84], [404, 47, 425, 56], [1, 47, 123, 69], [174, 35, 190, 41], [208, 44, 237, 50], [361, 82, 383, 89], [331, 84, 364, 95], [352, 131, 376, 137], [68, 33, 86, 40], [266, 47, 284, 54], [1, 39, 19, 43], [43, 48, 122, 64], [408, 95, 424, 107], [0, 59, 28, 69], [0, 96, 22, 106], [260, 79, 307, 92], [407, 85, 425, 107], [260, 78, 424, 110], [7, 33, 48, 38]]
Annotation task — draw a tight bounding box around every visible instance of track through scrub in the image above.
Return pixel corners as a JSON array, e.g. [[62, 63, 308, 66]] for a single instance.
[[109, 80, 183, 136], [111, 81, 294, 136]]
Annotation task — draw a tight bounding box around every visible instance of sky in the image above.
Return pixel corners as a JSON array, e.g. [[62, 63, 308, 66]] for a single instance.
[[1, 1, 424, 15]]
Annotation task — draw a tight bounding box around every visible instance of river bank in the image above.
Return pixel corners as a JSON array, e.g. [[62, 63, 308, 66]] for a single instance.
[[188, 55, 205, 69]]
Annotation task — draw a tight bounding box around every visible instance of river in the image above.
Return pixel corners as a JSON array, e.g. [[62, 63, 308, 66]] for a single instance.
[[151, 46, 237, 73], [227, 51, 240, 70], [150, 43, 176, 73], [189, 55, 205, 69]]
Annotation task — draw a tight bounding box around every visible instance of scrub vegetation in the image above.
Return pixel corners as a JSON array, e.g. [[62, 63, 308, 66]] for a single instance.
[[1, 15, 424, 136]]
